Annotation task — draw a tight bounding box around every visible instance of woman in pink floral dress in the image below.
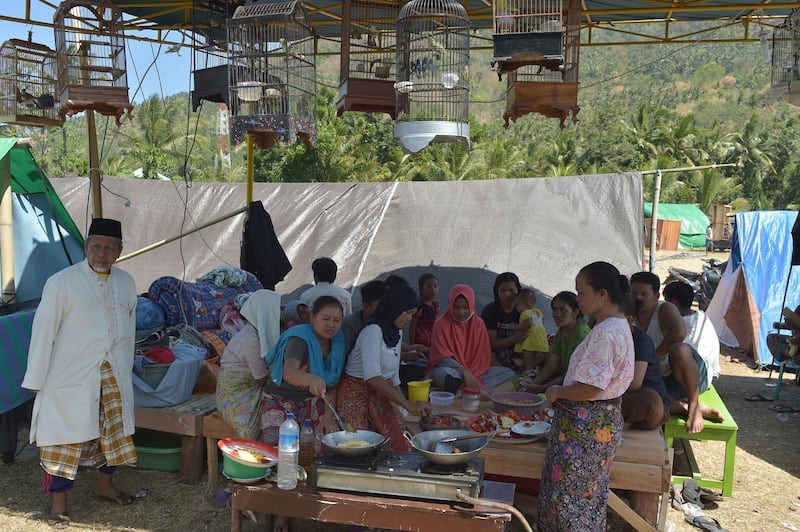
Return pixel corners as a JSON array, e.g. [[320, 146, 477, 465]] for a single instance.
[[539, 261, 635, 531]]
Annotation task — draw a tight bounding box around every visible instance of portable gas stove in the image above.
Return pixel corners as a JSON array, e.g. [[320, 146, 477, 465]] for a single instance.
[[312, 450, 484, 503]]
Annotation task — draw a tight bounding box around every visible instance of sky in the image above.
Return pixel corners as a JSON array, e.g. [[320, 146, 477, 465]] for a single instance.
[[0, 2, 192, 103]]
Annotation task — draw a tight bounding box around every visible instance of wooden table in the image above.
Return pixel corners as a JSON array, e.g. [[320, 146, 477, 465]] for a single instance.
[[134, 393, 217, 483], [406, 402, 672, 531], [230, 480, 514, 532]]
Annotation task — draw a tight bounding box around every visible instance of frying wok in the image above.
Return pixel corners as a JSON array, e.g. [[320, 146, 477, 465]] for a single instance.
[[319, 429, 386, 457], [403, 429, 491, 466]]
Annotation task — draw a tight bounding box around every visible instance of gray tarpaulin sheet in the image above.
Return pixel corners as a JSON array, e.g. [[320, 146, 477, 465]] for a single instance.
[[52, 173, 643, 331]]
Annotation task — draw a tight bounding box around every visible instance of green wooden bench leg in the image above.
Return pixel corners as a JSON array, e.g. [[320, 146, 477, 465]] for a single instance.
[[722, 432, 736, 497]]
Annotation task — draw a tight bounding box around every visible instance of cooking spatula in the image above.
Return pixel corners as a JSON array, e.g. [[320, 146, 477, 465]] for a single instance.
[[323, 395, 356, 433], [431, 430, 504, 454]]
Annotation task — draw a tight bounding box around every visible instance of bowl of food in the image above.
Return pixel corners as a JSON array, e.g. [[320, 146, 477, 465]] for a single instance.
[[218, 438, 277, 481], [429, 391, 455, 408], [319, 429, 386, 457], [490, 391, 545, 417]]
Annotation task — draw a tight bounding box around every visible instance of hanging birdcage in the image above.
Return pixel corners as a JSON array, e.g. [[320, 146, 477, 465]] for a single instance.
[[503, 0, 580, 128], [192, 40, 230, 112], [770, 10, 800, 106], [337, 0, 399, 117], [394, 0, 470, 154], [227, 0, 316, 149], [54, 0, 132, 125], [0, 37, 63, 128], [492, 0, 565, 77]]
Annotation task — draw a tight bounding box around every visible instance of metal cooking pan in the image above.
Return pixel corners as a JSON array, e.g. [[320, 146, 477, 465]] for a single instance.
[[403, 429, 490, 466], [319, 429, 386, 457]]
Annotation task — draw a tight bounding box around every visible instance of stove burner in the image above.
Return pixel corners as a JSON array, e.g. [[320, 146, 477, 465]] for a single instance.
[[420, 460, 470, 475]]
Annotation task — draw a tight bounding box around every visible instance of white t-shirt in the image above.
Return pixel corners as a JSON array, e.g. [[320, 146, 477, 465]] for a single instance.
[[683, 310, 722, 379], [345, 324, 401, 386], [300, 282, 352, 315]]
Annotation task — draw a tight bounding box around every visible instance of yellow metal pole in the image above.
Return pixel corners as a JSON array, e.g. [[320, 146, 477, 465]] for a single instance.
[[246, 133, 254, 206]]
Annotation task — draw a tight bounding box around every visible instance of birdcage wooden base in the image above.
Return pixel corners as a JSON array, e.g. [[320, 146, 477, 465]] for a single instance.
[[336, 79, 397, 118], [0, 114, 64, 128], [493, 55, 564, 80], [504, 81, 579, 128], [60, 85, 132, 125], [493, 32, 563, 63]]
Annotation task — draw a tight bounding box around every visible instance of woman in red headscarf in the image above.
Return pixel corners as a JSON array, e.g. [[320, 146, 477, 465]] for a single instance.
[[427, 285, 516, 394]]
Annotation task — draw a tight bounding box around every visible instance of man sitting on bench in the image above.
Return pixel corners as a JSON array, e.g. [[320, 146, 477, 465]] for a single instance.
[[630, 272, 723, 434]]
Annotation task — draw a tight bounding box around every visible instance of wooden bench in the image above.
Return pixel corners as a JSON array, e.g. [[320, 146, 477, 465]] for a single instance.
[[405, 403, 672, 531], [134, 393, 218, 483], [663, 384, 737, 497], [202, 411, 236, 484]]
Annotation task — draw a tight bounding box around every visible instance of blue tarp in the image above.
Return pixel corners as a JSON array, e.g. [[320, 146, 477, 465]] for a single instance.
[[708, 211, 800, 366]]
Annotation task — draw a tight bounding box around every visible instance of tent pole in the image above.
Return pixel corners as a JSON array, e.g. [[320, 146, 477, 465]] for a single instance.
[[87, 109, 103, 219], [648, 169, 662, 272], [246, 133, 254, 206]]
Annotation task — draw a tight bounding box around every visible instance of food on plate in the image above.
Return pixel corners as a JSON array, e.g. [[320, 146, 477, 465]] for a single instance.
[[337, 440, 370, 448], [467, 410, 535, 433], [232, 448, 265, 463], [452, 448, 463, 454]]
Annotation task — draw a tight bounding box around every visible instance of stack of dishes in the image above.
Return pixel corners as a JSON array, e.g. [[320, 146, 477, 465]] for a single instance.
[[217, 438, 277, 483]]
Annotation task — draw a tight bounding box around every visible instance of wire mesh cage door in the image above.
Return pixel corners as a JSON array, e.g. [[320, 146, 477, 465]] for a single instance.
[[0, 38, 63, 128], [53, 0, 132, 124], [337, 0, 399, 117], [503, 0, 580, 128], [394, 0, 470, 153], [192, 40, 230, 112], [771, 10, 800, 105], [227, 0, 317, 149]]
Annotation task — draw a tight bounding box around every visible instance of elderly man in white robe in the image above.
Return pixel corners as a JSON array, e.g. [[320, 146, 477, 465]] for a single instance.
[[22, 218, 138, 528]]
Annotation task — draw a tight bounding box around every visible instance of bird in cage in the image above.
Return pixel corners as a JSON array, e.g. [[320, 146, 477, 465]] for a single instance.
[[16, 87, 55, 109]]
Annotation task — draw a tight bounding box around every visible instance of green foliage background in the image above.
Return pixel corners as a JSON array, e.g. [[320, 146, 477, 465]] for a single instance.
[[4, 25, 800, 213]]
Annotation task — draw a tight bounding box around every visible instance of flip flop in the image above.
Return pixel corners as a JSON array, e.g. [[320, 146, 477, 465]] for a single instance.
[[45, 513, 70, 529], [744, 393, 771, 401], [682, 479, 703, 506], [96, 491, 135, 505], [769, 404, 799, 413], [685, 514, 729, 531]]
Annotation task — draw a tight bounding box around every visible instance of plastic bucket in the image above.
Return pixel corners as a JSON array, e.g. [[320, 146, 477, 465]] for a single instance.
[[407, 380, 431, 402]]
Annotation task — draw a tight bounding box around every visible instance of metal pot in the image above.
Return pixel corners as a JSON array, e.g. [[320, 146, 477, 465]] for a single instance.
[[319, 429, 386, 457], [403, 429, 490, 466]]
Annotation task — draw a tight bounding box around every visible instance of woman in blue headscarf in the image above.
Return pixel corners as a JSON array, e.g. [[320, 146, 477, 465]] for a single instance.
[[259, 296, 346, 446], [337, 284, 432, 450]]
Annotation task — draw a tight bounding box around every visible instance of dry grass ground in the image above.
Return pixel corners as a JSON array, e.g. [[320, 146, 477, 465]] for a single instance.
[[2, 250, 799, 531]]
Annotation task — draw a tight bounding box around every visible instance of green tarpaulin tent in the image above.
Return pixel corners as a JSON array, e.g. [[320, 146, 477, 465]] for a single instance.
[[644, 202, 709, 249]]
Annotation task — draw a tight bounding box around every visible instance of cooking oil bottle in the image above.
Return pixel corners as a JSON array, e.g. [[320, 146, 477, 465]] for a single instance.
[[298, 419, 315, 475]]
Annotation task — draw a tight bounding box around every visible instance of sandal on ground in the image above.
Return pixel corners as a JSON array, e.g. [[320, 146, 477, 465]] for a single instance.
[[95, 491, 135, 505], [45, 513, 70, 529], [744, 393, 771, 401], [682, 479, 704, 507], [685, 514, 729, 531]]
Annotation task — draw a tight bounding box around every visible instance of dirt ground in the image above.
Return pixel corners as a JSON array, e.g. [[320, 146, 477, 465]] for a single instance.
[[2, 249, 799, 531]]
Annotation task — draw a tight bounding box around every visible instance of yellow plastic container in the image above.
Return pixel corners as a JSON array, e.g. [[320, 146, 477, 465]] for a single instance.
[[407, 379, 431, 402]]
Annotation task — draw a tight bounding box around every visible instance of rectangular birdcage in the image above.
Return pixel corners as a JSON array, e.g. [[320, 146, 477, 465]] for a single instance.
[[0, 38, 63, 128], [54, 0, 132, 124], [337, 0, 399, 117], [192, 41, 230, 112], [503, 0, 580, 128], [771, 11, 800, 88], [493, 0, 564, 64], [227, 0, 316, 147]]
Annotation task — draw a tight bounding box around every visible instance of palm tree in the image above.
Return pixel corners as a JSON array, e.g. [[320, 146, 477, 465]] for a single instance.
[[723, 113, 774, 209]]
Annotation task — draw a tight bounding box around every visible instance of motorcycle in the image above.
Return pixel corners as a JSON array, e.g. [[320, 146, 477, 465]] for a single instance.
[[664, 258, 726, 310]]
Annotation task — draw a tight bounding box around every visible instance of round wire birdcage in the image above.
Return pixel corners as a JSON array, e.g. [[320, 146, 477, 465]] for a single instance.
[[394, 0, 470, 153]]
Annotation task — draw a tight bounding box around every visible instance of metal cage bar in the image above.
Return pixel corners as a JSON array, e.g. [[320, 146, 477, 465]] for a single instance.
[[0, 38, 63, 127]]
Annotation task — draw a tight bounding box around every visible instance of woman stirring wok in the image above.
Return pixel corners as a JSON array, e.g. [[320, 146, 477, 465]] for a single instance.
[[260, 296, 346, 445], [337, 284, 432, 450], [539, 262, 634, 531]]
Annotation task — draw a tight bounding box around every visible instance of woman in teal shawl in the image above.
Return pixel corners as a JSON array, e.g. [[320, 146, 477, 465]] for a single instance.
[[260, 296, 346, 446]]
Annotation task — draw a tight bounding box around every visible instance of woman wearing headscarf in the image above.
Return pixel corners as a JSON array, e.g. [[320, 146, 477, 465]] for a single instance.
[[216, 289, 282, 441], [337, 284, 432, 450], [260, 296, 346, 445], [427, 284, 516, 394]]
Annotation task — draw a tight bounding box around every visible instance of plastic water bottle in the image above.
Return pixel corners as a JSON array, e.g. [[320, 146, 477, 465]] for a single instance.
[[298, 419, 315, 475], [277, 412, 300, 490]]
